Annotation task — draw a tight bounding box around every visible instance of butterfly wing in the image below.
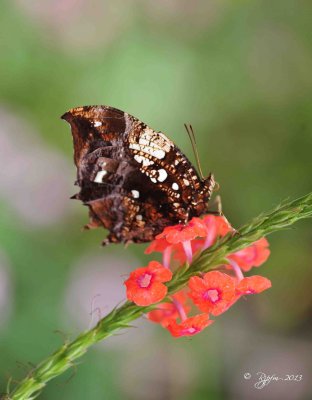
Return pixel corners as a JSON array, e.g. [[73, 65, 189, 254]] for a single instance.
[[62, 105, 214, 244], [61, 105, 127, 166]]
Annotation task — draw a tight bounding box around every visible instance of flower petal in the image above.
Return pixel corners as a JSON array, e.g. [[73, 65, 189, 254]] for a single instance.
[[229, 238, 270, 272], [236, 275, 272, 295], [188, 271, 236, 316], [147, 261, 173, 282], [167, 314, 213, 337]]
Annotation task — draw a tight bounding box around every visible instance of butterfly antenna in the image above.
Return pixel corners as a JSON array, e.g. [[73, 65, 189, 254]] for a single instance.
[[184, 123, 205, 180]]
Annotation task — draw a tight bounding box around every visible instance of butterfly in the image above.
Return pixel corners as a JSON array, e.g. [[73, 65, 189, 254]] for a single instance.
[[62, 105, 215, 245]]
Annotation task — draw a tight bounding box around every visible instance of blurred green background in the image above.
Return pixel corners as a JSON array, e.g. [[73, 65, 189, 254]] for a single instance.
[[0, 0, 312, 399]]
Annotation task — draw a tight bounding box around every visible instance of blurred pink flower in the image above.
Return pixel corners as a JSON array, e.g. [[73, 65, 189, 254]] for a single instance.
[[142, 0, 225, 36], [0, 249, 13, 329], [0, 107, 72, 227], [15, 0, 133, 52]]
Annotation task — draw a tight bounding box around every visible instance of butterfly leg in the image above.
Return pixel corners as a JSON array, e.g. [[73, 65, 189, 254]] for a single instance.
[[207, 195, 240, 236], [207, 194, 223, 216]]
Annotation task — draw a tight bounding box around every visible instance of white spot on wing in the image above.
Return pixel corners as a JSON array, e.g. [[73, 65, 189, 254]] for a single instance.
[[139, 138, 149, 146], [136, 214, 143, 221], [143, 127, 154, 136], [144, 159, 154, 166], [94, 170, 107, 183], [93, 121, 102, 127], [134, 146, 166, 160], [158, 169, 168, 182], [131, 190, 140, 199], [183, 179, 190, 186], [129, 143, 141, 151], [152, 149, 166, 159], [134, 154, 154, 167], [172, 182, 179, 190], [142, 158, 153, 167], [134, 154, 144, 164]]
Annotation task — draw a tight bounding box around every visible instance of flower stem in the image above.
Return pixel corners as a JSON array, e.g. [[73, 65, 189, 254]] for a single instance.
[[5, 302, 152, 400], [6, 191, 312, 400]]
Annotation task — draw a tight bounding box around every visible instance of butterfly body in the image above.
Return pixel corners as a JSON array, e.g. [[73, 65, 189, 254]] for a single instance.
[[62, 105, 215, 244]]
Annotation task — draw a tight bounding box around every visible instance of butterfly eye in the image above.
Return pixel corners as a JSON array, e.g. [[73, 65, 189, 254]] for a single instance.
[[94, 170, 108, 183]]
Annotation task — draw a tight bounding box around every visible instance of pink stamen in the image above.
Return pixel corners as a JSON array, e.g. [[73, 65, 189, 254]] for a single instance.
[[182, 240, 193, 264], [137, 273, 153, 288], [181, 327, 198, 335], [204, 289, 220, 303], [173, 298, 187, 321], [162, 246, 172, 269], [202, 219, 217, 250], [227, 258, 244, 281]]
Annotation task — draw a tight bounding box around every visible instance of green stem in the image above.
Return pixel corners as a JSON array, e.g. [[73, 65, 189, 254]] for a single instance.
[[6, 192, 312, 400]]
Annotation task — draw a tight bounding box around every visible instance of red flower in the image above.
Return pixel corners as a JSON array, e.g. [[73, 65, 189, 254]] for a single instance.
[[188, 271, 236, 316], [214, 215, 233, 236], [167, 314, 214, 337], [228, 238, 270, 272], [145, 215, 235, 267], [156, 218, 208, 244], [124, 261, 172, 306], [201, 215, 233, 248], [145, 238, 169, 254], [147, 291, 190, 327], [236, 275, 272, 295], [145, 217, 209, 265], [173, 215, 234, 262]]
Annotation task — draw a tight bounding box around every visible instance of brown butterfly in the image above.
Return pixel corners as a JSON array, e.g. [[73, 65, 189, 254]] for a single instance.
[[62, 105, 215, 245]]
